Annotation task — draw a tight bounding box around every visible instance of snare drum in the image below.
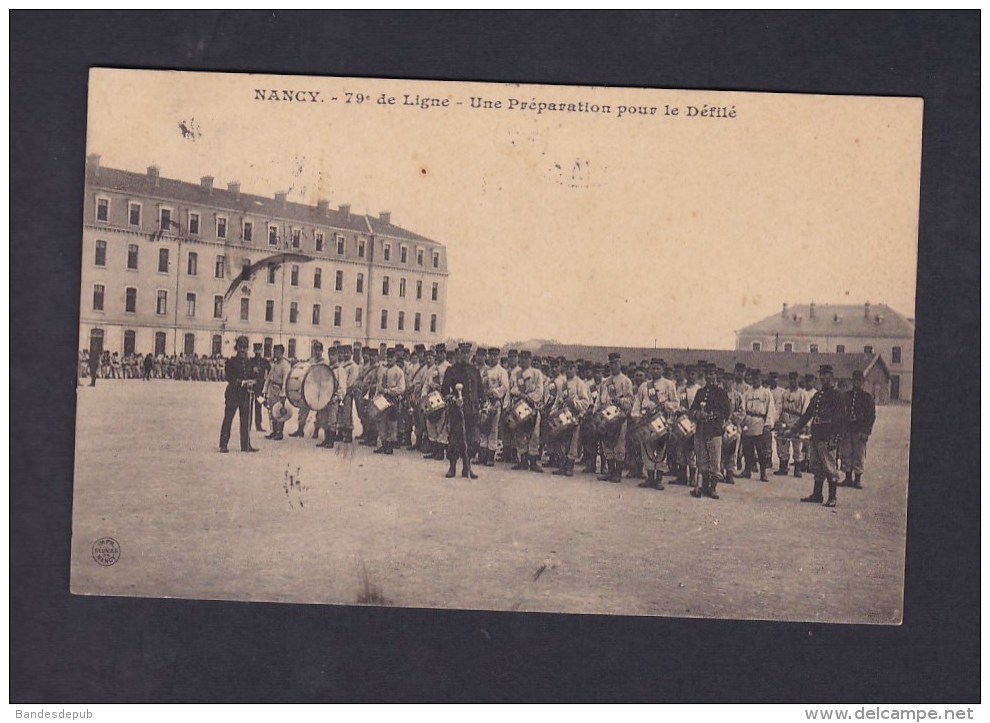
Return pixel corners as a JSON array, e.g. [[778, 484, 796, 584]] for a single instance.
[[286, 362, 338, 411], [722, 422, 740, 444], [546, 408, 578, 437], [368, 393, 392, 419], [422, 390, 446, 415], [630, 412, 668, 446], [671, 414, 696, 442], [507, 398, 535, 428], [595, 404, 623, 430]]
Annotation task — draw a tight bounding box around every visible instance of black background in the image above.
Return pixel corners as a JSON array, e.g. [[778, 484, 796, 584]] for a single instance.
[[10, 11, 980, 703]]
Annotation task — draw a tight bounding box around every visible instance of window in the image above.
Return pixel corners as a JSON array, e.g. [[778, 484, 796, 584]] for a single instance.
[[383, 243, 391, 261], [836, 344, 846, 354], [215, 256, 225, 279], [184, 333, 195, 356], [125, 287, 137, 313], [315, 232, 324, 252], [380, 309, 388, 329], [289, 302, 298, 324], [414, 312, 421, 332], [336, 235, 345, 255], [216, 216, 228, 239], [268, 225, 279, 246], [354, 307, 363, 328], [187, 252, 198, 275], [267, 264, 277, 284], [159, 208, 172, 231], [417, 248, 424, 266], [186, 292, 196, 317], [416, 280, 422, 300], [890, 374, 901, 401], [241, 258, 251, 279], [263, 337, 273, 358], [128, 202, 141, 227], [432, 251, 440, 269], [92, 284, 105, 311], [398, 311, 405, 331], [864, 345, 874, 355], [809, 343, 819, 354], [356, 273, 364, 293], [154, 332, 166, 356], [189, 212, 200, 235], [751, 342, 762, 352], [314, 268, 322, 289], [123, 330, 136, 357], [290, 265, 299, 286], [127, 244, 139, 270], [334, 305, 342, 327], [335, 270, 344, 292], [265, 299, 274, 322], [213, 295, 223, 319], [382, 276, 390, 296], [212, 335, 223, 356], [782, 342, 793, 352], [96, 198, 109, 222], [243, 221, 253, 243], [156, 290, 168, 315], [400, 245, 408, 263], [430, 314, 437, 333], [399, 278, 406, 298], [94, 240, 107, 267], [891, 346, 902, 364], [312, 304, 321, 325], [291, 228, 301, 249], [431, 282, 439, 302], [358, 239, 366, 258], [240, 298, 250, 322], [158, 248, 169, 273], [287, 339, 296, 359]]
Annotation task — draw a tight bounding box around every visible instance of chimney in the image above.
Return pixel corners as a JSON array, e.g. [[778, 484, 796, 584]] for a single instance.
[[809, 302, 816, 319], [275, 191, 287, 207], [200, 175, 214, 190], [833, 314, 842, 323], [781, 302, 788, 319], [147, 165, 160, 186], [339, 203, 351, 218], [317, 199, 329, 215], [86, 154, 101, 176], [227, 181, 241, 198], [379, 211, 391, 225], [864, 301, 871, 318]]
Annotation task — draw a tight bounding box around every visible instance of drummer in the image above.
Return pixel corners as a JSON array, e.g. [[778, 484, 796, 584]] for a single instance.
[[550, 358, 591, 478], [509, 350, 545, 473], [263, 344, 292, 441], [423, 343, 451, 461], [478, 346, 510, 468], [289, 340, 324, 439], [630, 357, 679, 490], [595, 352, 634, 484], [373, 347, 406, 455], [721, 369, 746, 483], [316, 344, 347, 449]]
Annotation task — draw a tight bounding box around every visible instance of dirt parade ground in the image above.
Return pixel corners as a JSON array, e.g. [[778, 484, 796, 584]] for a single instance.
[[70, 380, 910, 624]]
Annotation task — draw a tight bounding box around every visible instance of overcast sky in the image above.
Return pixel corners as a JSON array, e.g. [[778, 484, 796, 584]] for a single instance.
[[87, 70, 922, 348]]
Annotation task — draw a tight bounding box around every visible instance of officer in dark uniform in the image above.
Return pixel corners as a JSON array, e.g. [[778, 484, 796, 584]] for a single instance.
[[440, 341, 483, 479], [791, 364, 846, 507], [249, 343, 271, 433], [840, 369, 876, 489], [219, 336, 259, 453]]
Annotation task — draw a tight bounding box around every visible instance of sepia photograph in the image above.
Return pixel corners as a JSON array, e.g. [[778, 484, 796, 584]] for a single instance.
[[71, 68, 922, 624]]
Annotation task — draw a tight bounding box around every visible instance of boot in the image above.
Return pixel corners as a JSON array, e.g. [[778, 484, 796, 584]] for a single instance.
[[485, 449, 496, 467], [462, 458, 479, 479], [564, 459, 575, 477], [774, 461, 789, 476], [638, 471, 656, 489], [840, 471, 853, 488], [318, 432, 335, 449], [708, 474, 720, 500], [420, 440, 434, 458], [688, 465, 698, 487], [311, 427, 320, 439], [793, 463, 802, 479], [598, 459, 613, 482], [343, 429, 353, 443], [691, 473, 707, 498], [654, 470, 664, 490], [373, 441, 388, 454], [740, 465, 753, 479], [610, 460, 623, 484], [852, 473, 863, 489], [445, 459, 457, 478], [289, 427, 305, 438], [433, 444, 447, 460], [512, 453, 529, 471], [384, 440, 394, 455], [723, 468, 735, 485], [676, 465, 687, 486], [759, 466, 769, 482], [824, 478, 837, 507], [529, 456, 544, 474], [801, 478, 825, 503]]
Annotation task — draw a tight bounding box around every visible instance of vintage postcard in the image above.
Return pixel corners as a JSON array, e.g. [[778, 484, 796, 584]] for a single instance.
[[72, 68, 921, 623]]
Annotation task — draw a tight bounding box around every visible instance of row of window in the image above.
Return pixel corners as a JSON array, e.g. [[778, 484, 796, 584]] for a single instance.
[[93, 242, 442, 300], [90, 284, 438, 332], [749, 341, 902, 362], [96, 199, 442, 267]]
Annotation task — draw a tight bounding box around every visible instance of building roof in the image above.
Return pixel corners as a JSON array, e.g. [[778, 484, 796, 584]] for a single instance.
[[737, 303, 914, 340], [87, 164, 441, 243], [535, 343, 889, 380]]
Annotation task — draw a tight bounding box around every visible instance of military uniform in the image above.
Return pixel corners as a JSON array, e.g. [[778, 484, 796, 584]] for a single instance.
[[424, 344, 451, 460], [776, 373, 808, 477], [793, 365, 846, 507], [630, 365, 679, 487], [550, 367, 591, 477], [441, 343, 483, 478], [263, 349, 292, 440], [594, 353, 634, 483], [510, 352, 545, 472], [219, 337, 258, 453], [741, 371, 778, 481], [690, 367, 732, 499], [373, 351, 406, 454], [249, 349, 271, 432], [290, 344, 325, 438], [478, 349, 510, 466], [839, 372, 876, 488]]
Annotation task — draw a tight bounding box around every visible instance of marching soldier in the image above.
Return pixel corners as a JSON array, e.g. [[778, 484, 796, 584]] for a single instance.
[[689, 364, 732, 499], [839, 369, 876, 489], [630, 358, 679, 490], [594, 352, 634, 484], [478, 347, 510, 467], [740, 368, 778, 481], [775, 371, 807, 477], [791, 364, 846, 508], [263, 344, 292, 441], [551, 358, 591, 477], [440, 342, 483, 479], [373, 348, 406, 455], [510, 350, 545, 473]]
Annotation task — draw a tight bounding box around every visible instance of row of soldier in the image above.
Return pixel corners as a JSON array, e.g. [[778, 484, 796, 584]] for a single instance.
[[79, 349, 230, 382], [245, 340, 875, 504]]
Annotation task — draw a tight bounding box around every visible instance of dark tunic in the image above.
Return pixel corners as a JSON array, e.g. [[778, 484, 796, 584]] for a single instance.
[[843, 387, 876, 435], [689, 383, 731, 438], [441, 360, 483, 460], [794, 386, 845, 441]]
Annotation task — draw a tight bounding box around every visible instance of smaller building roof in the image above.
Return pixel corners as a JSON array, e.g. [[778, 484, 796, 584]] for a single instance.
[[738, 303, 914, 340]]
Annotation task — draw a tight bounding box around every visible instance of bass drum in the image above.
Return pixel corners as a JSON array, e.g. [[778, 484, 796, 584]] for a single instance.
[[286, 362, 338, 411]]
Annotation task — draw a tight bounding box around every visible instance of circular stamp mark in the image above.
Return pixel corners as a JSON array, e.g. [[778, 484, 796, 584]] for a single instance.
[[92, 537, 120, 567]]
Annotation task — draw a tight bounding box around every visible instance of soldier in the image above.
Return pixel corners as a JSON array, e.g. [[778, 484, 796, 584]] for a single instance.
[[500, 349, 521, 463], [335, 344, 360, 444], [741, 368, 778, 481], [721, 369, 745, 484], [406, 344, 430, 451], [580, 363, 604, 473], [218, 336, 259, 453], [510, 350, 545, 473], [541, 357, 566, 469], [839, 369, 876, 489], [630, 358, 679, 490], [417, 347, 439, 457], [423, 343, 451, 460], [800, 372, 818, 470], [373, 348, 406, 455], [478, 347, 510, 467], [775, 371, 807, 477], [316, 344, 347, 449], [551, 358, 591, 478], [249, 344, 270, 433], [690, 364, 732, 499], [791, 364, 846, 507], [441, 342, 483, 479], [672, 364, 702, 486], [263, 344, 292, 440], [356, 348, 380, 446], [289, 341, 325, 438], [594, 352, 634, 483]]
